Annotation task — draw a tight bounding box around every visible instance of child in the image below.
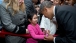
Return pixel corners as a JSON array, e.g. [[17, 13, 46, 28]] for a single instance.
[[26, 11, 48, 43]]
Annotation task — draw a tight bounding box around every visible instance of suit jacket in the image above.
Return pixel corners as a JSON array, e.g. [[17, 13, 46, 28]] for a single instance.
[[55, 5, 76, 43]]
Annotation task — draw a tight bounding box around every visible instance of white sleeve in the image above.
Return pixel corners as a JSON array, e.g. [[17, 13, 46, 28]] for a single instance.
[[40, 15, 56, 35], [53, 37, 56, 43], [40, 15, 46, 28]]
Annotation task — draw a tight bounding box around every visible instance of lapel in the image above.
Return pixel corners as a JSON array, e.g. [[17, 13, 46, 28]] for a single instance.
[[54, 5, 59, 24]]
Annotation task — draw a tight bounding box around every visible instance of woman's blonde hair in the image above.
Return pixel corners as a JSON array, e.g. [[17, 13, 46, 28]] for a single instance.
[[4, 0, 26, 15]]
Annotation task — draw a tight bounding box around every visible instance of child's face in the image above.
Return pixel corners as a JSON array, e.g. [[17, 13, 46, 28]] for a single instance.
[[31, 14, 38, 25]]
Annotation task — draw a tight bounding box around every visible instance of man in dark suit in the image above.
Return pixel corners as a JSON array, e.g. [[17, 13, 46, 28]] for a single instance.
[[39, 1, 76, 43]]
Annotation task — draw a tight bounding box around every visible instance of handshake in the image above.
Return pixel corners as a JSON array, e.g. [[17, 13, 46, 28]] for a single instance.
[[43, 30, 50, 35], [43, 30, 54, 41]]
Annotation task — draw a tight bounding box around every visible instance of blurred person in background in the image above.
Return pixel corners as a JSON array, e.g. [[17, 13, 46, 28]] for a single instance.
[[0, 0, 3, 4], [65, 0, 76, 5], [53, 0, 61, 5], [68, 0, 76, 6], [0, 0, 29, 43]]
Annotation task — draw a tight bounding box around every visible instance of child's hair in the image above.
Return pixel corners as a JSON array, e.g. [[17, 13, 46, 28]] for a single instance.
[[27, 10, 37, 24]]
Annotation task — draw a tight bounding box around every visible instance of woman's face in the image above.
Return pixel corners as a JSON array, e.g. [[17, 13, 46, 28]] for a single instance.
[[18, 0, 24, 5]]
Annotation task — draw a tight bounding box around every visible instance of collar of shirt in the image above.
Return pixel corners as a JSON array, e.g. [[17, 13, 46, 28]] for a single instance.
[[52, 6, 56, 22], [53, 6, 56, 16]]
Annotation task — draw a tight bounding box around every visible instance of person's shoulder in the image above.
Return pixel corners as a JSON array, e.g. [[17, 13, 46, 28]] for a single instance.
[[56, 5, 67, 10], [0, 2, 7, 9], [56, 5, 76, 12], [28, 24, 35, 28], [60, 5, 73, 8], [28, 24, 32, 27], [27, 24, 33, 29], [28, 24, 39, 27]]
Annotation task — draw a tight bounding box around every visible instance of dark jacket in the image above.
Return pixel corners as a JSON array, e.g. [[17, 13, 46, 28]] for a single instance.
[[0, 2, 27, 43], [55, 5, 76, 43]]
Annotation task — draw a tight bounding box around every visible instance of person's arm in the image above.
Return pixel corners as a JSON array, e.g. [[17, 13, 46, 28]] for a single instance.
[[0, 4, 26, 34], [28, 25, 45, 39]]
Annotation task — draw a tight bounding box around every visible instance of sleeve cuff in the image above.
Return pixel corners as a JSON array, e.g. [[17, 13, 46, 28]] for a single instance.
[[53, 37, 56, 43]]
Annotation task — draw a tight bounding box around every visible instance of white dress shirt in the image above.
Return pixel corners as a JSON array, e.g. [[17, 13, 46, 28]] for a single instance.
[[40, 5, 56, 43], [40, 15, 56, 35], [53, 6, 56, 43]]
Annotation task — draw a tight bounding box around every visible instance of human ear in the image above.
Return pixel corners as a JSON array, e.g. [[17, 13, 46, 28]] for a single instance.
[[44, 7, 47, 12]]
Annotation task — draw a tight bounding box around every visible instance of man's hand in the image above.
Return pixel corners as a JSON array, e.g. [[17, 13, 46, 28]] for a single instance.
[[44, 34, 54, 41], [43, 30, 50, 35]]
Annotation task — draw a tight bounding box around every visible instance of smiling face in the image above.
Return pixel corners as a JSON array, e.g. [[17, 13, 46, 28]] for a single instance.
[[41, 7, 54, 20], [39, 1, 54, 20], [29, 14, 38, 25], [32, 14, 38, 25]]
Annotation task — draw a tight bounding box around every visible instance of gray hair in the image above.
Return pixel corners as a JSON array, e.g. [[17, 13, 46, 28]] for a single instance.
[[39, 1, 53, 13]]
